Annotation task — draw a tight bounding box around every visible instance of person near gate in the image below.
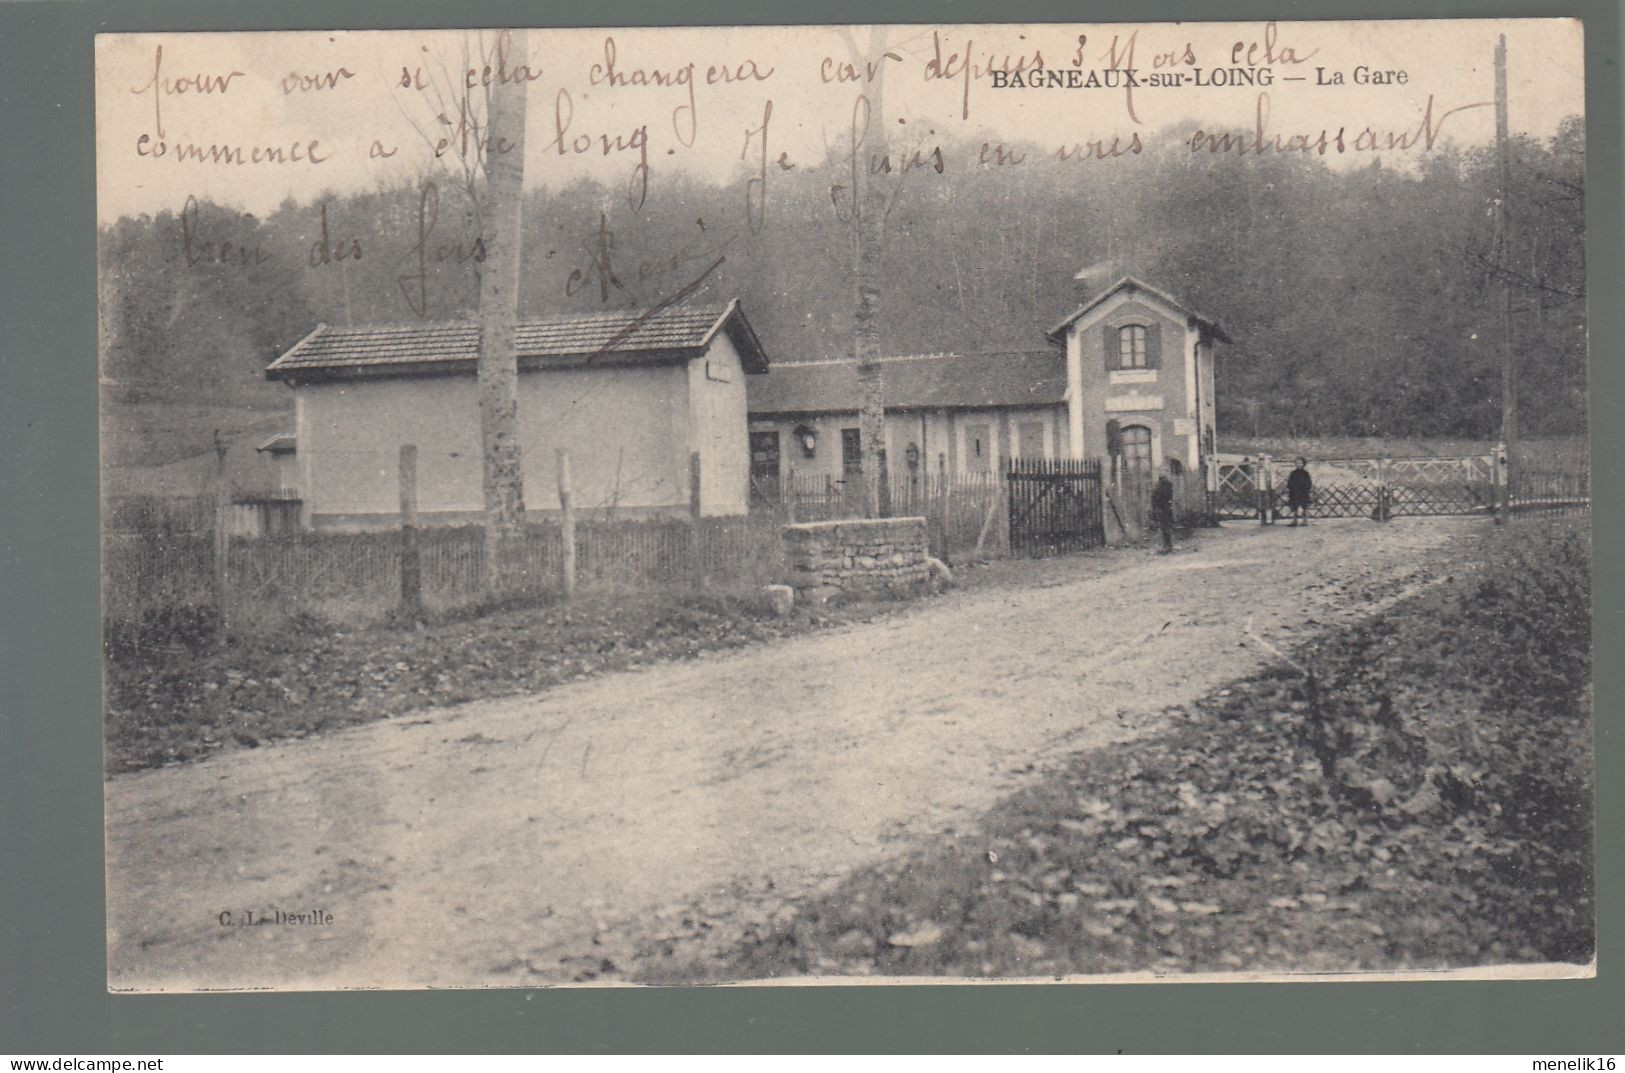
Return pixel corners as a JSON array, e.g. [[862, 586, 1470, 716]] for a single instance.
[[1151, 474, 1176, 553], [1286, 457, 1314, 527]]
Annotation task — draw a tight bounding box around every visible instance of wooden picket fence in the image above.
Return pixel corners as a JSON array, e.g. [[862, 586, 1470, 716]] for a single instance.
[[103, 515, 787, 629], [111, 443, 1588, 636], [1006, 457, 1104, 555], [1510, 469, 1590, 516], [781, 462, 1113, 559]]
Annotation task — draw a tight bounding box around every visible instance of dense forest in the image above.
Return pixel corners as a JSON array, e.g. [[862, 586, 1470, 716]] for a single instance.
[[100, 115, 1585, 461]]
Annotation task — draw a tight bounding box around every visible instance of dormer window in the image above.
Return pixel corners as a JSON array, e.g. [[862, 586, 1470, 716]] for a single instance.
[[1118, 325, 1149, 369]]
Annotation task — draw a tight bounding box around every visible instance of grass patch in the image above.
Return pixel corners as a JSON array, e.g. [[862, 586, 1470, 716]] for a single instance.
[[637, 518, 1593, 981]]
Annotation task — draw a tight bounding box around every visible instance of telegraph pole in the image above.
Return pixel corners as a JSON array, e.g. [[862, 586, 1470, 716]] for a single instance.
[[1494, 33, 1517, 524], [212, 429, 230, 647]]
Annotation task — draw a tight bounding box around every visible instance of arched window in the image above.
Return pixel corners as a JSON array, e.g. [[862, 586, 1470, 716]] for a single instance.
[[1117, 325, 1149, 369], [1120, 425, 1153, 476]]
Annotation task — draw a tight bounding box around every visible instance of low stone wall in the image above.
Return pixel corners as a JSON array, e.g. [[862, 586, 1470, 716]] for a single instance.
[[783, 517, 931, 602]]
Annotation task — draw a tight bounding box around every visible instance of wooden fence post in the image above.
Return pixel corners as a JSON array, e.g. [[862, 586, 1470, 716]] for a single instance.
[[557, 448, 576, 600], [998, 462, 1012, 555], [1494, 441, 1509, 523], [783, 465, 796, 524], [1102, 471, 1126, 544], [689, 451, 704, 588], [398, 445, 422, 617], [1200, 455, 1211, 526], [212, 430, 229, 647], [1258, 454, 1273, 525], [972, 471, 1002, 561]]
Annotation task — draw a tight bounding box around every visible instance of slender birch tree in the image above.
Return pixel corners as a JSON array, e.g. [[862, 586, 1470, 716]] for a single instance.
[[391, 30, 535, 589], [474, 30, 531, 590], [838, 28, 893, 518]]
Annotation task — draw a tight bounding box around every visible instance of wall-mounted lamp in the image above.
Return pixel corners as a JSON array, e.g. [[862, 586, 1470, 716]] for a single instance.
[[794, 424, 818, 457]]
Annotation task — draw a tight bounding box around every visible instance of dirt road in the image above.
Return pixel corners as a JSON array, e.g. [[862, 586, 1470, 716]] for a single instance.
[[106, 518, 1475, 989]]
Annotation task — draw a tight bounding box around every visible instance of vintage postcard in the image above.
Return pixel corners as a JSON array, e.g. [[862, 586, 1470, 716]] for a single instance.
[[97, 19, 1592, 991]]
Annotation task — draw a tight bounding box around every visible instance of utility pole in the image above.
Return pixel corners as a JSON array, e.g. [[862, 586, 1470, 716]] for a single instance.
[[399, 445, 421, 618], [556, 448, 576, 601], [212, 429, 229, 648], [1494, 33, 1517, 524]]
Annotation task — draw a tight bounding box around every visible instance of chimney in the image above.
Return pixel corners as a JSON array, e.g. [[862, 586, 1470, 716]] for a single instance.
[[1073, 258, 1116, 304]]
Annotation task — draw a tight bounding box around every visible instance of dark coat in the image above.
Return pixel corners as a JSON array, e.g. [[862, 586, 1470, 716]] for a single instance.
[[1286, 466, 1314, 507], [1151, 478, 1175, 523]]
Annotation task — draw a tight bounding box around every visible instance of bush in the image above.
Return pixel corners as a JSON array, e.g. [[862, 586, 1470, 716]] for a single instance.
[[104, 603, 219, 659], [1459, 522, 1591, 714]]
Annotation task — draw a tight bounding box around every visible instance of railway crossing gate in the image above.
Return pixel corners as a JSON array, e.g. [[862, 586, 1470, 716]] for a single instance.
[[1208, 453, 1503, 522]]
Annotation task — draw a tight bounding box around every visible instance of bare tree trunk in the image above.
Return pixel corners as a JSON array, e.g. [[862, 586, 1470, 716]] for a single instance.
[[478, 30, 530, 591], [1494, 34, 1517, 523], [852, 30, 888, 519]]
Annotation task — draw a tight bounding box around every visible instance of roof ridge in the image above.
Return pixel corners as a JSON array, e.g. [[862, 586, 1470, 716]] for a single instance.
[[266, 298, 768, 380], [777, 353, 957, 367], [312, 302, 732, 336], [1046, 277, 1228, 343], [773, 350, 1055, 368], [746, 346, 1068, 413]]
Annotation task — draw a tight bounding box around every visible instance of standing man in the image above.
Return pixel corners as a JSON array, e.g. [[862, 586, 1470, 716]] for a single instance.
[[1286, 457, 1314, 527], [1151, 474, 1176, 553]]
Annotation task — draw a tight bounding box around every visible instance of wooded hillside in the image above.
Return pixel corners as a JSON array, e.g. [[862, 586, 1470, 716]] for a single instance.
[[100, 117, 1585, 465]]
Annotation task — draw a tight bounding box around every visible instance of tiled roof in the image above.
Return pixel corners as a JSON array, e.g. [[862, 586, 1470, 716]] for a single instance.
[[266, 300, 768, 382], [746, 351, 1066, 415]]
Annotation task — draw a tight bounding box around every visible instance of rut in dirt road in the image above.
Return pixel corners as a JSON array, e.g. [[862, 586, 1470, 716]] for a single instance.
[[106, 518, 1475, 989]]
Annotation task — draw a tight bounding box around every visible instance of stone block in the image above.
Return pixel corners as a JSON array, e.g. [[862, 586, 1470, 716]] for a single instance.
[[780, 516, 930, 601], [764, 584, 795, 617]]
